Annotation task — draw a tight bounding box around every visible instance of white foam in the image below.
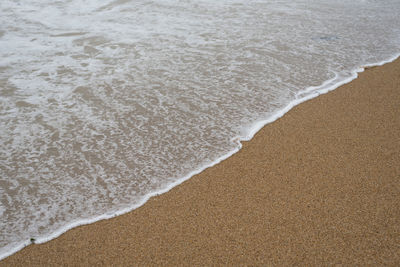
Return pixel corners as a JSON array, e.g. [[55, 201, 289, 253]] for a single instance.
[[1, 52, 399, 261]]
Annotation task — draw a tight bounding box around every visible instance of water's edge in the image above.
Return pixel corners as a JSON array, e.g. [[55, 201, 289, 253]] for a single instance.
[[1, 52, 399, 261]]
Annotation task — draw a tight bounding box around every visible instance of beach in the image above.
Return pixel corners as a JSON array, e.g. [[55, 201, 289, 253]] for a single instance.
[[1, 56, 399, 265]]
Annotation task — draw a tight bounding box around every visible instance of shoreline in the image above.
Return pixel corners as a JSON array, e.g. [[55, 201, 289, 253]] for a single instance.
[[2, 57, 400, 265], [1, 54, 399, 262]]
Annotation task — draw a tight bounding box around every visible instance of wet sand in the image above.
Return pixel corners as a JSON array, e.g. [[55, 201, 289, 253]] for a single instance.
[[2, 58, 400, 266]]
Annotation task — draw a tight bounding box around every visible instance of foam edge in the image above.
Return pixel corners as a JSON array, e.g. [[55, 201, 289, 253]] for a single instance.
[[1, 52, 399, 261]]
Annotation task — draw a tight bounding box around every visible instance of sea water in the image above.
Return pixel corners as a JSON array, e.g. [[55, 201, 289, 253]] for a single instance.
[[0, 0, 399, 259]]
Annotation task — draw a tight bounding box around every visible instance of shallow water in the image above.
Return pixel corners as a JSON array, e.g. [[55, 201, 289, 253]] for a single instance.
[[1, 0, 399, 259]]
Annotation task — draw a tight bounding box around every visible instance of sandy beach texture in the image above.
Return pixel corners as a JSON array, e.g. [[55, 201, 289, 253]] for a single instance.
[[2, 58, 400, 266]]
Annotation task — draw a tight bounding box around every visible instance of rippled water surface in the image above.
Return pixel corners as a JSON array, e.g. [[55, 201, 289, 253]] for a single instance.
[[1, 0, 399, 258]]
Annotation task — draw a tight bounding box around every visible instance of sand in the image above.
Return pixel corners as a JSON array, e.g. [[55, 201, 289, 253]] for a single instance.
[[1, 58, 400, 266]]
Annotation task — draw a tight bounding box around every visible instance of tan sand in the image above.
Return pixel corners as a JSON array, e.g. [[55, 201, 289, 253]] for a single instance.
[[1, 59, 400, 266]]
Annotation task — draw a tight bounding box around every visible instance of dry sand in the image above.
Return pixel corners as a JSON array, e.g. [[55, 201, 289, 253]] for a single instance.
[[1, 59, 400, 266]]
